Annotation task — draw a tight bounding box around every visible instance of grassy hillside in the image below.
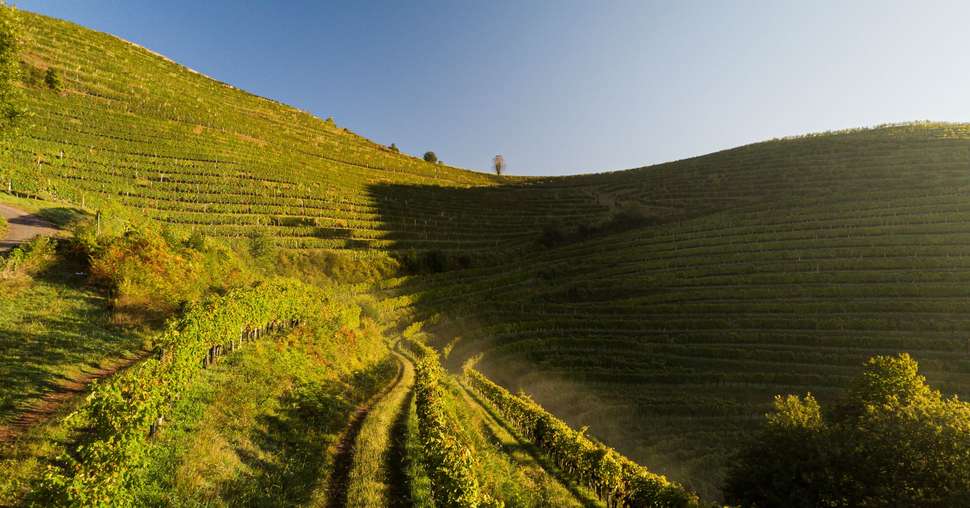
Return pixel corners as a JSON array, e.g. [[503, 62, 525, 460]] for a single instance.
[[8, 8, 970, 505]]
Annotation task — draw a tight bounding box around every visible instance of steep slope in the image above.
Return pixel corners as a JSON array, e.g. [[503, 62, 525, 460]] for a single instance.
[[10, 9, 970, 504], [4, 11, 611, 255], [399, 125, 970, 497]]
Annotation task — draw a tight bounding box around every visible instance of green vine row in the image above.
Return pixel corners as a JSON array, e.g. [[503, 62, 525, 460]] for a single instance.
[[464, 368, 701, 508], [401, 337, 499, 507], [42, 278, 359, 506]]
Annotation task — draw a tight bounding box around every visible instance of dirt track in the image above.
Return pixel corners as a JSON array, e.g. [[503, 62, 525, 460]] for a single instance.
[[0, 204, 60, 252]]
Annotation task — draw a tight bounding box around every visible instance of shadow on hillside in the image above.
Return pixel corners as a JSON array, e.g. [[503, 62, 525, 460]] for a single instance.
[[364, 181, 742, 502], [361, 181, 609, 252], [0, 252, 142, 424]]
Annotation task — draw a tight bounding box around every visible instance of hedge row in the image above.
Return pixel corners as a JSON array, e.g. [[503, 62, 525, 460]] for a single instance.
[[402, 337, 498, 507], [464, 368, 701, 508]]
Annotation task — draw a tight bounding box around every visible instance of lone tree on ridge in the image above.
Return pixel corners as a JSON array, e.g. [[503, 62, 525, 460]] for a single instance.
[[493, 154, 505, 176]]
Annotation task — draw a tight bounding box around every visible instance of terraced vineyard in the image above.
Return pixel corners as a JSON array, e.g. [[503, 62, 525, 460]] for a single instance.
[[2, 11, 620, 256], [395, 125, 970, 497], [8, 7, 970, 506]]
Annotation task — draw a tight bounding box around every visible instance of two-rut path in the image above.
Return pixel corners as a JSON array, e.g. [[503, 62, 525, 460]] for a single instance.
[[331, 345, 595, 508]]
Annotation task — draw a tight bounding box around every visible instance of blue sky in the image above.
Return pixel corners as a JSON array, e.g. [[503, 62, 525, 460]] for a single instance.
[[17, 1, 970, 176]]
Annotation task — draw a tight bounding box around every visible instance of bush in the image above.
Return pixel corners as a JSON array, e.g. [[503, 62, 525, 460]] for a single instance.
[[86, 227, 252, 327], [389, 143, 399, 153], [0, 235, 56, 279], [423, 151, 438, 163], [43, 67, 60, 91], [186, 230, 207, 251], [395, 249, 471, 274], [724, 353, 970, 507], [248, 230, 276, 261], [275, 249, 398, 285]]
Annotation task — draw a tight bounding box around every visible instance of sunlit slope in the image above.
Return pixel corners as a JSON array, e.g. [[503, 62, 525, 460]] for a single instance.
[[399, 123, 970, 497], [2, 11, 613, 251]]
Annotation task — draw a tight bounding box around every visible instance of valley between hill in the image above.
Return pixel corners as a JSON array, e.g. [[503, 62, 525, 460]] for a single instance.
[[4, 7, 970, 506]]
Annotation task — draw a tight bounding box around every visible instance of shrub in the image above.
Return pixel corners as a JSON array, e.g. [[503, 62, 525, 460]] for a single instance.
[[43, 67, 61, 91], [402, 337, 493, 507], [0, 235, 56, 279], [423, 151, 438, 163], [395, 249, 470, 274], [724, 353, 970, 507], [389, 143, 399, 153], [186, 230, 207, 251], [85, 227, 252, 327], [248, 230, 275, 261]]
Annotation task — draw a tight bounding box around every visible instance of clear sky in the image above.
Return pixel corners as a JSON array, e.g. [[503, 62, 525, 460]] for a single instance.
[[15, 0, 970, 176]]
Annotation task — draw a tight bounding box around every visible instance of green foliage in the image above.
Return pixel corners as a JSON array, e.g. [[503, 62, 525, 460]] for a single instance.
[[465, 368, 699, 508], [423, 151, 438, 163], [396, 248, 473, 274], [86, 227, 252, 326], [275, 249, 398, 285], [247, 230, 275, 261], [402, 337, 497, 507], [0, 235, 56, 278], [43, 67, 60, 91], [186, 230, 207, 251], [724, 353, 970, 508], [389, 142, 399, 152], [41, 278, 360, 506], [0, 3, 23, 130]]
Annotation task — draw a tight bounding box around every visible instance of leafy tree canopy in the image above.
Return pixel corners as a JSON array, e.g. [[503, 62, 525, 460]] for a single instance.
[[724, 353, 970, 508]]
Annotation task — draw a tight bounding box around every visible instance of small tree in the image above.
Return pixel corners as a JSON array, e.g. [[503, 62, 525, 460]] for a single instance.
[[423, 151, 437, 163], [493, 154, 505, 176], [389, 143, 399, 153], [44, 67, 61, 91], [248, 230, 275, 262]]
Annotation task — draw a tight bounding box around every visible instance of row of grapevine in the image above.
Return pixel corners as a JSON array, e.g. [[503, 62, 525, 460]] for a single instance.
[[464, 368, 700, 508], [42, 278, 360, 506], [401, 337, 497, 507]]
